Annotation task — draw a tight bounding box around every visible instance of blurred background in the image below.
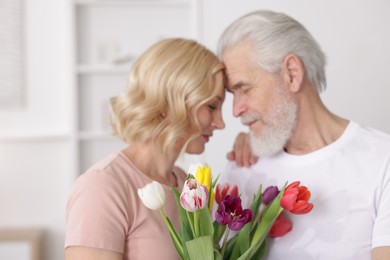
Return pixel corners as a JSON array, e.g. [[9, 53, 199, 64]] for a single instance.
[[0, 0, 389, 259]]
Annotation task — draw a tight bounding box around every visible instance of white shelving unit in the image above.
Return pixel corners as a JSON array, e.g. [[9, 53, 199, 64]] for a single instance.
[[72, 0, 202, 175]]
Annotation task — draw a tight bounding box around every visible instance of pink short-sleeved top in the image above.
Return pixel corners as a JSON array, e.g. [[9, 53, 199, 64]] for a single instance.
[[65, 152, 186, 259]]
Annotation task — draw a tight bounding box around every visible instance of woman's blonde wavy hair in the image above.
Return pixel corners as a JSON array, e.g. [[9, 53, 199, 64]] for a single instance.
[[110, 38, 225, 154]]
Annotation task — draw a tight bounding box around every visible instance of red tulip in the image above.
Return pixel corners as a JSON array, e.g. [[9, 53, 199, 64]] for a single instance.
[[215, 183, 239, 205], [268, 213, 292, 237], [281, 181, 313, 214]]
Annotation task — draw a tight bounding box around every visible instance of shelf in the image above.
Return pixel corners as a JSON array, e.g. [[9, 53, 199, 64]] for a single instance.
[[75, 0, 191, 7], [78, 131, 118, 141], [0, 131, 70, 142], [76, 64, 131, 74]]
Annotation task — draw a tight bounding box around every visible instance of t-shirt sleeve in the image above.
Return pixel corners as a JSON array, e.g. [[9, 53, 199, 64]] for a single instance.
[[372, 159, 390, 248], [65, 170, 129, 253]]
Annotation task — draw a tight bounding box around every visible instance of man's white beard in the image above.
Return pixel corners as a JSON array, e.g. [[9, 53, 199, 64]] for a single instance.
[[247, 86, 297, 157]]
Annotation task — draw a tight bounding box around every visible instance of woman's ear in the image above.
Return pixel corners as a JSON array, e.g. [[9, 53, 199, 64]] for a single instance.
[[281, 53, 304, 93]]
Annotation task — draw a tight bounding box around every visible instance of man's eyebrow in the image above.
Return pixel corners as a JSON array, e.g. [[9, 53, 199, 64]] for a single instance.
[[230, 81, 244, 92]]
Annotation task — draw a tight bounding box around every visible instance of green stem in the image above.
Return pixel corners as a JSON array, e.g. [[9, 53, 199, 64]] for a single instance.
[[220, 228, 230, 259], [251, 207, 283, 247], [159, 209, 184, 258], [251, 206, 265, 232], [194, 210, 200, 237], [186, 211, 196, 237]]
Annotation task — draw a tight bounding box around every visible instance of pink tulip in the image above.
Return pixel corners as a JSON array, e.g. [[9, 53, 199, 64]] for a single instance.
[[180, 178, 208, 212]]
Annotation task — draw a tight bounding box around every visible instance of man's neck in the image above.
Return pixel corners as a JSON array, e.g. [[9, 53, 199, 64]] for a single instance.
[[284, 90, 349, 155]]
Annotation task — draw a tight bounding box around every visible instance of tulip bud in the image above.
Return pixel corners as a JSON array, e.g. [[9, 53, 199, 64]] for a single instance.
[[262, 186, 279, 205], [180, 178, 208, 212], [138, 181, 166, 210]]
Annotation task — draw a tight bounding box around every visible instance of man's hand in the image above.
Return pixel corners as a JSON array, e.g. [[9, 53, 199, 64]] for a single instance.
[[227, 132, 258, 167]]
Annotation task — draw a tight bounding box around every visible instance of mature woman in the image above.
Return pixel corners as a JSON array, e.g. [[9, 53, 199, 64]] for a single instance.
[[65, 38, 226, 260]]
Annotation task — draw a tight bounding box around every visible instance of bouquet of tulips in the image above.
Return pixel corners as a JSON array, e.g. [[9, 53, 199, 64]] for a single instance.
[[138, 163, 313, 259]]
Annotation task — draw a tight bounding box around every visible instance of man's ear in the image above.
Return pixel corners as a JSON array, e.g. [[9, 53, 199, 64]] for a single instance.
[[281, 53, 304, 93]]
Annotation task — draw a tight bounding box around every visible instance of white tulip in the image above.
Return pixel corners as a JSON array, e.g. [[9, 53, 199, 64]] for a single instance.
[[138, 181, 166, 210]]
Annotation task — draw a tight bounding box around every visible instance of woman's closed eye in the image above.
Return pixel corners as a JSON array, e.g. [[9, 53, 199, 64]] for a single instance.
[[208, 104, 217, 110]]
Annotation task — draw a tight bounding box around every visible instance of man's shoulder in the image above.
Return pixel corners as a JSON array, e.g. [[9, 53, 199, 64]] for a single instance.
[[354, 122, 390, 146], [347, 122, 390, 161]]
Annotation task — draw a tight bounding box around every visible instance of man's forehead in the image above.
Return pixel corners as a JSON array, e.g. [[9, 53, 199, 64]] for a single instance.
[[224, 71, 246, 93], [223, 61, 251, 89], [221, 41, 256, 90]]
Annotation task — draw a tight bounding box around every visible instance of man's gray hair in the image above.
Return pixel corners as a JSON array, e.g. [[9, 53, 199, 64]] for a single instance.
[[217, 10, 327, 92]]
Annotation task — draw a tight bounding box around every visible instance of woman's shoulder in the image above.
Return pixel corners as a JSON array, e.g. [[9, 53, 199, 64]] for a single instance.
[[71, 152, 141, 197]]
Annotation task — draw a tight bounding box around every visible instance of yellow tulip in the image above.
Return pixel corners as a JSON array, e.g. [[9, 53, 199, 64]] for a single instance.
[[191, 164, 212, 191]]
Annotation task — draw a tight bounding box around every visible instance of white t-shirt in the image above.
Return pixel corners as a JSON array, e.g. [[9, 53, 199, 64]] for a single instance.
[[220, 122, 390, 259]]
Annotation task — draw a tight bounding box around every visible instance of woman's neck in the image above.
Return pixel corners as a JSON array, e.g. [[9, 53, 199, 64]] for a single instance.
[[122, 142, 179, 186]]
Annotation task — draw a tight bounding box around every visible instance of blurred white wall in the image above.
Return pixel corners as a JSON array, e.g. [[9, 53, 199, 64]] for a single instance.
[[0, 0, 73, 259], [0, 0, 389, 259]]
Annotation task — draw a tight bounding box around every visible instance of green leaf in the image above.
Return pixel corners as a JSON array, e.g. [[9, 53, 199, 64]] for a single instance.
[[159, 209, 184, 259], [249, 185, 263, 228], [237, 184, 287, 260], [251, 185, 286, 247], [173, 187, 192, 259], [212, 172, 221, 188], [186, 236, 214, 260], [212, 221, 226, 248], [199, 207, 214, 237], [224, 234, 237, 259], [213, 248, 222, 260], [251, 240, 266, 260], [238, 223, 252, 257]]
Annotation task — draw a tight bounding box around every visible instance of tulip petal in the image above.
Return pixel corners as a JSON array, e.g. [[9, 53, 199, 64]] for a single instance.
[[291, 201, 314, 214], [215, 183, 239, 205], [268, 217, 292, 237], [137, 181, 165, 210], [297, 186, 311, 201], [280, 193, 297, 210], [180, 179, 208, 212]]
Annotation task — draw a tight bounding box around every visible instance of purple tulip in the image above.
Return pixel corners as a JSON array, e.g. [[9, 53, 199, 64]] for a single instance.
[[262, 186, 279, 205], [215, 195, 253, 231]]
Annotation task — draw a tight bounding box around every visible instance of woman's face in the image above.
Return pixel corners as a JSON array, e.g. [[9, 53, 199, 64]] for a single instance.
[[185, 85, 226, 154]]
